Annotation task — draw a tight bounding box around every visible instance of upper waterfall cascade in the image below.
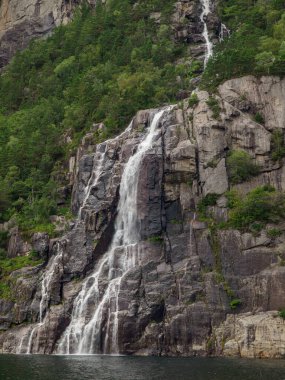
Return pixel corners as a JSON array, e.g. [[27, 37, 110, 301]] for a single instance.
[[200, 0, 213, 67]]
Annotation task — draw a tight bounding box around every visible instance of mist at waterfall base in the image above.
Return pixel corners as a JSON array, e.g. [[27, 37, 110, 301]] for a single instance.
[[1, 356, 285, 380]]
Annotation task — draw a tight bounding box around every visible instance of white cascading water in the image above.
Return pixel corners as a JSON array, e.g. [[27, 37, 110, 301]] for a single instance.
[[17, 243, 64, 354], [77, 151, 106, 222], [77, 120, 133, 223], [200, 0, 213, 67], [219, 23, 230, 42], [17, 123, 134, 354], [57, 108, 169, 355]]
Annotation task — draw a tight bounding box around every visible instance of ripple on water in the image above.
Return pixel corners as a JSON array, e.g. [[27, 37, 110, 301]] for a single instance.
[[1, 356, 285, 380]]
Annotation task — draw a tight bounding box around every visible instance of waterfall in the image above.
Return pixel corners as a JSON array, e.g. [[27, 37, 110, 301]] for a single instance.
[[77, 150, 106, 222], [219, 23, 230, 42], [200, 0, 213, 67], [17, 243, 64, 354], [57, 108, 169, 355], [17, 121, 135, 355], [78, 121, 133, 223]]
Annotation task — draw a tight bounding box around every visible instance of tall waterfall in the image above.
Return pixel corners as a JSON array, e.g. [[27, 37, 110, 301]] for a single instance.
[[16, 123, 133, 355], [57, 108, 169, 354], [200, 0, 213, 67]]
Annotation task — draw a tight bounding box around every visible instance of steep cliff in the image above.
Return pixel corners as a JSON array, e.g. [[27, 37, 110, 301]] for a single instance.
[[1, 0, 285, 360], [0, 0, 95, 67], [1, 75, 285, 358]]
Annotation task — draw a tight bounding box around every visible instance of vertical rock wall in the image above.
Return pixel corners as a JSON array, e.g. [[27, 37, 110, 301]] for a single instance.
[[1, 76, 285, 358], [0, 0, 96, 67]]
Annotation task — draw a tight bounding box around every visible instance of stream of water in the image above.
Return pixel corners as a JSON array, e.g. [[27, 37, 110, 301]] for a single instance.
[[200, 0, 213, 67]]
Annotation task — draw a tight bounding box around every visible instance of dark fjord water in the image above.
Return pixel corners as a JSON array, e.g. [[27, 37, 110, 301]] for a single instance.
[[1, 355, 285, 380]]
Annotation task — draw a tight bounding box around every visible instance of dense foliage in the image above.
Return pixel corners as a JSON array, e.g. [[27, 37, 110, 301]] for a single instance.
[[0, 0, 188, 232], [198, 185, 285, 233], [202, 0, 285, 90], [226, 150, 260, 185], [227, 185, 285, 231], [2, 0, 285, 239]]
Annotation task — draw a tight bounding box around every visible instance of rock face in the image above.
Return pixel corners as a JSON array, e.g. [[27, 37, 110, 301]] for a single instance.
[[1, 75, 285, 358], [0, 0, 222, 70], [0, 0, 96, 67]]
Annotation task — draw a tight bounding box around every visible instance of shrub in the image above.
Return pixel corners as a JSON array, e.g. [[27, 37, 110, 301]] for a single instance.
[[249, 222, 264, 235], [267, 227, 282, 238], [206, 96, 221, 119], [198, 193, 219, 217], [0, 254, 43, 275], [226, 150, 260, 185], [230, 298, 242, 310], [0, 248, 6, 259], [271, 129, 285, 161], [0, 231, 8, 250], [148, 235, 164, 245], [188, 93, 199, 107], [0, 281, 13, 300], [254, 112, 265, 124], [227, 185, 285, 230], [278, 309, 285, 319]]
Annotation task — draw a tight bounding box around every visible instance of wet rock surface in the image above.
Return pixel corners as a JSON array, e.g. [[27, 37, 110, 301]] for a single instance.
[[1, 75, 285, 357]]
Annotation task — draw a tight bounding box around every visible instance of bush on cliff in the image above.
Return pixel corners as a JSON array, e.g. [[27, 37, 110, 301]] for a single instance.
[[271, 129, 285, 161], [226, 185, 285, 230], [226, 150, 260, 185]]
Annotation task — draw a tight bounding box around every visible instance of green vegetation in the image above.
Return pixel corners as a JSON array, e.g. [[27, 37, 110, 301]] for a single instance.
[[0, 253, 42, 276], [188, 93, 199, 107], [170, 219, 182, 225], [0, 231, 8, 259], [267, 227, 282, 238], [206, 96, 221, 119], [201, 0, 285, 90], [226, 150, 260, 185], [254, 112, 265, 124], [0, 251, 43, 300], [227, 185, 285, 231], [0, 0, 190, 233], [230, 298, 242, 310], [198, 193, 219, 218], [271, 129, 285, 161], [148, 235, 164, 245], [206, 158, 219, 169], [278, 309, 285, 319]]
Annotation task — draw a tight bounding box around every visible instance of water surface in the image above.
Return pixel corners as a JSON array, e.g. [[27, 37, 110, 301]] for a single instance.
[[1, 355, 285, 380]]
